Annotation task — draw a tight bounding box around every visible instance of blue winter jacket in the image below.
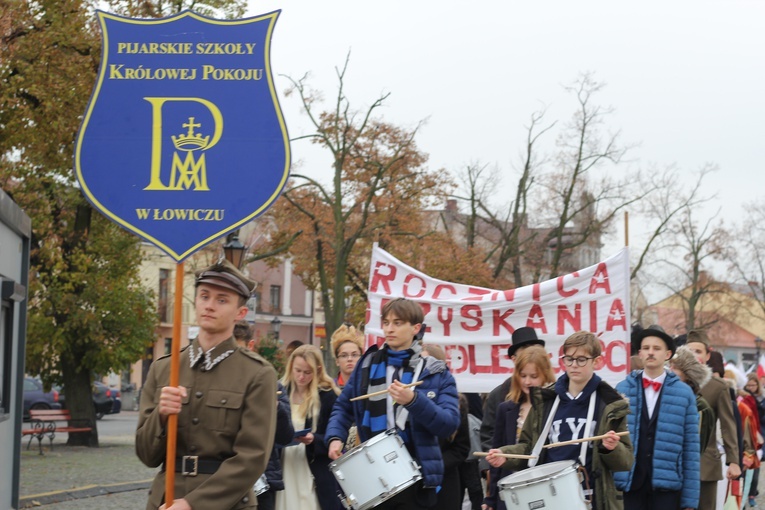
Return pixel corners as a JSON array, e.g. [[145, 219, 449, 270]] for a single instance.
[[325, 344, 461, 488], [614, 370, 700, 509]]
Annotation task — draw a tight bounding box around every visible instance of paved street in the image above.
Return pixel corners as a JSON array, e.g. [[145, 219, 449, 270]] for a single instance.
[[19, 411, 155, 509], [18, 411, 765, 508]]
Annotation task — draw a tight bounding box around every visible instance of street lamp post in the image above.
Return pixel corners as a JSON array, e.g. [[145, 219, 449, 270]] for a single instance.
[[755, 337, 763, 368], [271, 316, 282, 341], [223, 231, 246, 269]]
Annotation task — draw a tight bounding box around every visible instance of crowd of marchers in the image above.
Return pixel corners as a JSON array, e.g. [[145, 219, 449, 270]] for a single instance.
[[134, 259, 765, 510]]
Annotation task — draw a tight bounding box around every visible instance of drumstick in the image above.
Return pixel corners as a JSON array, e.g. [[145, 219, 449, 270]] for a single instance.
[[350, 381, 424, 401], [472, 452, 537, 460], [543, 430, 629, 449]]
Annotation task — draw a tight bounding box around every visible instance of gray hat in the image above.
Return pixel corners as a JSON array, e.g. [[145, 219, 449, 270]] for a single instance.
[[671, 345, 712, 393], [195, 259, 256, 298]]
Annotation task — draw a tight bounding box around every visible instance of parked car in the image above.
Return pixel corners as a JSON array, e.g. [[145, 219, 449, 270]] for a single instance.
[[23, 377, 61, 420], [93, 381, 122, 419], [55, 381, 122, 420]]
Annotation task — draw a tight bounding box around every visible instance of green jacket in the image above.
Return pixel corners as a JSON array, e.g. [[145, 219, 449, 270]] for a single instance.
[[697, 394, 715, 454], [500, 381, 633, 510]]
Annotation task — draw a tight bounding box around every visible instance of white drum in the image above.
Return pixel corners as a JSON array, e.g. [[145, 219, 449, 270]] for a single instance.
[[329, 429, 422, 510], [498, 460, 589, 510], [253, 473, 269, 496]]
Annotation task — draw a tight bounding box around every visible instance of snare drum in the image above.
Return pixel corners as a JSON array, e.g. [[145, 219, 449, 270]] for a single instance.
[[329, 428, 422, 510], [253, 473, 269, 496], [498, 460, 589, 510]]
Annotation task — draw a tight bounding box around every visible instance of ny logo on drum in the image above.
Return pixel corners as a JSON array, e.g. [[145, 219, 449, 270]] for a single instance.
[[143, 97, 223, 192]]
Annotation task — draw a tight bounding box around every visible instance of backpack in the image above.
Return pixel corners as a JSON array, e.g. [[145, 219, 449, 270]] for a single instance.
[[466, 413, 482, 461]]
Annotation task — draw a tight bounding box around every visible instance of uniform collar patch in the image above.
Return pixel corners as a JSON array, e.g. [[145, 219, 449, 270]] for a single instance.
[[189, 338, 235, 371]]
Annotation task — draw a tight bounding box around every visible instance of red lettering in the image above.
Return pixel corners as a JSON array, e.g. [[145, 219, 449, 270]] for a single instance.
[[370, 334, 385, 348], [606, 299, 627, 331], [491, 344, 513, 374], [493, 308, 515, 336], [492, 289, 515, 302], [557, 303, 582, 334], [369, 262, 396, 294], [604, 340, 627, 372], [526, 304, 548, 333], [460, 305, 482, 332], [589, 263, 611, 294], [553, 344, 566, 374], [557, 273, 579, 297], [468, 345, 493, 374], [445, 344, 468, 374], [589, 300, 598, 332], [403, 274, 426, 298], [420, 302, 431, 320], [463, 287, 492, 301], [437, 306, 455, 336], [532, 283, 541, 301], [433, 284, 456, 299]]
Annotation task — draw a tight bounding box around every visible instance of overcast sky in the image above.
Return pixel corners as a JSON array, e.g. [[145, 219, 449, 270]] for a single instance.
[[246, 0, 765, 272]]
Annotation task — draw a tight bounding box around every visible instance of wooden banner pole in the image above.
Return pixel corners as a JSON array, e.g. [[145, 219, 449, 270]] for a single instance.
[[165, 261, 184, 506]]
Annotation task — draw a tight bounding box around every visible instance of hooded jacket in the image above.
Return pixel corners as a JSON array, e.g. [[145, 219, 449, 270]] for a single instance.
[[671, 345, 715, 452], [325, 344, 460, 488], [614, 370, 700, 509], [499, 378, 633, 510]]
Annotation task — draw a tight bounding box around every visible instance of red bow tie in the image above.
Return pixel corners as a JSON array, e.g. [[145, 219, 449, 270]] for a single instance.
[[642, 378, 662, 391]]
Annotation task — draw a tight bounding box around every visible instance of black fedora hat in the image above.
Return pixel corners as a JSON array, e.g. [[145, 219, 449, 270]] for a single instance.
[[631, 324, 676, 357], [508, 327, 545, 358]]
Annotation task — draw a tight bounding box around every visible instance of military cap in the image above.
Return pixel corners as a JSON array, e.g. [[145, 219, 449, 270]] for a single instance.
[[194, 258, 256, 298]]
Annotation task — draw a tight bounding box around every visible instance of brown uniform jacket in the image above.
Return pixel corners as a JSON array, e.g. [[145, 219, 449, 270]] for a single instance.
[[136, 337, 277, 509], [699, 375, 738, 481]]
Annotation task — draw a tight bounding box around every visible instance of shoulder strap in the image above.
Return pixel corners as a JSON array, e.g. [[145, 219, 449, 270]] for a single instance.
[[529, 396, 560, 467], [579, 391, 597, 465]]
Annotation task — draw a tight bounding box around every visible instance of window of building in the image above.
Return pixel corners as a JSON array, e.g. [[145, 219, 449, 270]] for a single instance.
[[158, 268, 169, 323], [270, 285, 281, 314], [164, 337, 172, 356]]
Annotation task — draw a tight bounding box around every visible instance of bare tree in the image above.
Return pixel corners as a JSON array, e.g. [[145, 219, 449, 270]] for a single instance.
[[650, 207, 730, 331], [267, 54, 451, 366], [630, 163, 717, 280]]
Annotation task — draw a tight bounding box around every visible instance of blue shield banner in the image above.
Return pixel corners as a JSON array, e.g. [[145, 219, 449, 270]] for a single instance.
[[75, 10, 290, 261]]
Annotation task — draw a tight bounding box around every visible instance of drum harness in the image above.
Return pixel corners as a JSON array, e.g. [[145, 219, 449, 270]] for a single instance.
[[528, 391, 596, 504]]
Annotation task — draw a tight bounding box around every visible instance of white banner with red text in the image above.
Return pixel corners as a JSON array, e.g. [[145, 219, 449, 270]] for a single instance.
[[364, 245, 631, 391]]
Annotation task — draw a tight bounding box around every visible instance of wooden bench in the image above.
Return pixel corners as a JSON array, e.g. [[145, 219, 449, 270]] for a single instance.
[[22, 409, 93, 455]]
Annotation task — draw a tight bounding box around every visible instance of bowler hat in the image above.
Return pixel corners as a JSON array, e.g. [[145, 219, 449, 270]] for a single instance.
[[631, 324, 676, 357], [194, 258, 256, 298], [508, 327, 545, 358]]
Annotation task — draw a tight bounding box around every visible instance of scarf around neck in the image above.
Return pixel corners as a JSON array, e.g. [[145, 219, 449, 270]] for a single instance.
[[360, 343, 422, 440]]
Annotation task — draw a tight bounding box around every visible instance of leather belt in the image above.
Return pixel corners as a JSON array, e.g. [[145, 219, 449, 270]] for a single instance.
[[163, 456, 224, 476]]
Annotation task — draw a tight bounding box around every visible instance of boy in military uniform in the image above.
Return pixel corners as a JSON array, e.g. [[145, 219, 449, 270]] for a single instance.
[[136, 259, 277, 510]]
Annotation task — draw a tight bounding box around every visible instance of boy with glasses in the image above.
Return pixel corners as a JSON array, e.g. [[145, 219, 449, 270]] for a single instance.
[[486, 331, 633, 510]]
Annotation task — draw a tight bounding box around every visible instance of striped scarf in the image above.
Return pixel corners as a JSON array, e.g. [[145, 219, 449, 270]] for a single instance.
[[360, 343, 421, 442]]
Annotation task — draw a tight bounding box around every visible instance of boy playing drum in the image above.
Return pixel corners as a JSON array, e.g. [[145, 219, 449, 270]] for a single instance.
[[326, 298, 460, 509], [486, 331, 634, 510]]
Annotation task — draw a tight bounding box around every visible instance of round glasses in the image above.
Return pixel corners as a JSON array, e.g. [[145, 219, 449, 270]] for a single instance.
[[559, 355, 596, 367]]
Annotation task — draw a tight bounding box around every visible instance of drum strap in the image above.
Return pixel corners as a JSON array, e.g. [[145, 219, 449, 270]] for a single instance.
[[528, 391, 597, 468], [528, 396, 559, 467], [579, 391, 597, 466]]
